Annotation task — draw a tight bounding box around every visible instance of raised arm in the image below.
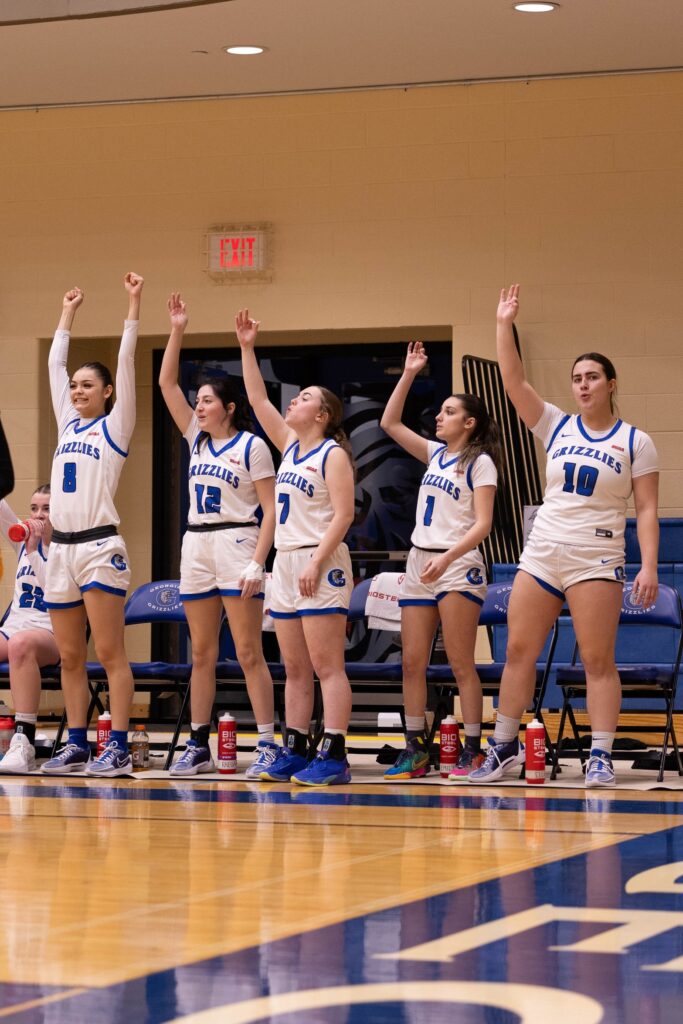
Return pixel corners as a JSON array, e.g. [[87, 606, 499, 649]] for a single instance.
[[235, 309, 293, 453], [107, 272, 143, 450], [496, 285, 544, 430], [298, 446, 355, 597], [379, 342, 431, 463], [159, 293, 193, 434], [49, 287, 83, 429]]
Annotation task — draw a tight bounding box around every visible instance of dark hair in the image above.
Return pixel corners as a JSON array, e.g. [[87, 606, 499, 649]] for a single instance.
[[571, 352, 618, 414], [452, 394, 503, 477], [78, 361, 114, 414], [316, 386, 355, 473], [196, 377, 253, 451], [33, 484, 51, 496]]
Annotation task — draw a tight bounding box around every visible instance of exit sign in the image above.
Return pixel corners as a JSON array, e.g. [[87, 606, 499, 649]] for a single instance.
[[204, 224, 271, 282]]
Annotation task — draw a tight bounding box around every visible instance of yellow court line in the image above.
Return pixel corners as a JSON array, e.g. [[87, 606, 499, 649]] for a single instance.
[[0, 988, 88, 1018]]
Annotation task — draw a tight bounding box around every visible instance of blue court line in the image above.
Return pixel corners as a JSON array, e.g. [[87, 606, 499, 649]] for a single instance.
[[1, 780, 683, 816]]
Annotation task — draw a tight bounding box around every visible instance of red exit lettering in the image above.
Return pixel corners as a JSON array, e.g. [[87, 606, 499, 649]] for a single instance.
[[219, 236, 256, 269]]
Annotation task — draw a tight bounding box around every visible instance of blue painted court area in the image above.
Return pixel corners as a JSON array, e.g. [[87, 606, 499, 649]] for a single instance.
[[2, 817, 682, 1023]]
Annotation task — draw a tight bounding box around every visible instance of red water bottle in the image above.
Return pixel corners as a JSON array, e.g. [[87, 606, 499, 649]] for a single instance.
[[97, 710, 112, 755], [0, 716, 14, 758], [8, 521, 30, 543], [439, 715, 460, 778], [525, 718, 546, 785], [217, 713, 237, 774]]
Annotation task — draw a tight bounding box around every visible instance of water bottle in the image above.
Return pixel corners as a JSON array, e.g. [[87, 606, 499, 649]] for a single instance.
[[525, 718, 546, 785], [96, 709, 111, 755], [217, 713, 237, 774], [7, 521, 30, 543], [131, 724, 150, 772], [0, 716, 14, 759], [439, 716, 460, 778]]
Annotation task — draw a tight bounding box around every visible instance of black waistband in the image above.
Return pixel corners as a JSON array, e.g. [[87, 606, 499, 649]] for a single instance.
[[52, 525, 118, 545], [413, 546, 448, 554], [186, 521, 255, 533]]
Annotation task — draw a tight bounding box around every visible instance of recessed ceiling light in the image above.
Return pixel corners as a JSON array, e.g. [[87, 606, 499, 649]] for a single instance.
[[514, 3, 559, 11], [224, 45, 267, 56]]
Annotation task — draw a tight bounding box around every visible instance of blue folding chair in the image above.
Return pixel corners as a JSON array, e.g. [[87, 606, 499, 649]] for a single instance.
[[86, 581, 194, 769], [552, 582, 683, 782]]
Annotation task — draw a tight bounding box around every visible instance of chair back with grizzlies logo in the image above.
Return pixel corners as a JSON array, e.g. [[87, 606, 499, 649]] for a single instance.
[[554, 582, 683, 782], [124, 580, 187, 625]]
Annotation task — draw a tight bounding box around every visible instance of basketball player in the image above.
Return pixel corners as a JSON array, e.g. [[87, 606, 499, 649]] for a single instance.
[[470, 285, 659, 788], [236, 309, 355, 786], [42, 274, 143, 776], [381, 342, 500, 780], [0, 486, 60, 773], [160, 293, 277, 778]]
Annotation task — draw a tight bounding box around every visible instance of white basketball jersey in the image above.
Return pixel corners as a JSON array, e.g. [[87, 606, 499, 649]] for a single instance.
[[4, 542, 52, 633], [185, 418, 275, 526], [275, 438, 342, 550], [49, 415, 126, 532], [411, 443, 498, 549], [530, 403, 658, 549]]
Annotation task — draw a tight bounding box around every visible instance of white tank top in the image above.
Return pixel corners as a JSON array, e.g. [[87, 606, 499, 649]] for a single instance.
[[530, 403, 658, 550], [184, 417, 274, 526], [275, 438, 341, 550], [411, 443, 498, 549]]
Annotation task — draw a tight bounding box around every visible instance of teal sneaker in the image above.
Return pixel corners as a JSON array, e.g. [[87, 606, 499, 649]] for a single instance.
[[383, 738, 430, 781]]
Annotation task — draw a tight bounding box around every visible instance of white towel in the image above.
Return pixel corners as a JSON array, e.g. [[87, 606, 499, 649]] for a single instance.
[[366, 572, 404, 630]]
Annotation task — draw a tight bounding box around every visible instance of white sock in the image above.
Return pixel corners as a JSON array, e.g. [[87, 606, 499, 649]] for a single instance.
[[324, 728, 345, 736], [15, 713, 38, 724], [464, 723, 481, 738], [405, 715, 425, 735], [493, 713, 521, 745], [257, 723, 275, 744], [591, 732, 614, 755]]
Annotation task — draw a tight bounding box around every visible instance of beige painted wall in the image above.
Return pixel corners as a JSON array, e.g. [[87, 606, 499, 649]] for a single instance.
[[1, 70, 682, 656]]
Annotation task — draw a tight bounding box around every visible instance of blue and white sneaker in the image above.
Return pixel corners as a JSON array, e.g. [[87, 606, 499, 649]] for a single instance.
[[245, 740, 280, 780], [260, 746, 308, 782], [468, 736, 525, 784], [292, 751, 352, 787], [169, 739, 215, 777], [41, 742, 91, 775], [86, 740, 132, 777], [585, 749, 616, 789]]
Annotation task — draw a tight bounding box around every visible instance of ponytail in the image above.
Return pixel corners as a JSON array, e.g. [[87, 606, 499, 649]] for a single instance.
[[453, 394, 503, 478], [316, 386, 356, 475]]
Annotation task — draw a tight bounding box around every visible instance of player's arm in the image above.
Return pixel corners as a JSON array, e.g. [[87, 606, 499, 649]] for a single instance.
[[496, 285, 544, 430], [49, 287, 83, 427], [235, 309, 294, 453], [379, 342, 431, 463], [419, 484, 496, 584], [159, 293, 194, 434], [298, 447, 355, 597], [631, 471, 659, 607], [107, 272, 143, 449], [238, 476, 276, 600]]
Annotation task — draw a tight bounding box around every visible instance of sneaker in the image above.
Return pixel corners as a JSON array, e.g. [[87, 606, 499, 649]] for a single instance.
[[259, 746, 308, 782], [169, 739, 215, 777], [383, 739, 430, 780], [585, 749, 616, 789], [468, 736, 525, 784], [85, 741, 132, 777], [448, 746, 485, 778], [245, 740, 280, 780], [0, 733, 37, 774], [42, 742, 91, 775], [292, 751, 351, 787]]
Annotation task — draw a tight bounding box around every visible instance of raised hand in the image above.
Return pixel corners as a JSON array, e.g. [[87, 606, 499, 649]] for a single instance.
[[167, 292, 188, 331], [235, 308, 260, 348], [496, 284, 520, 324], [124, 271, 144, 295], [404, 341, 428, 376], [63, 287, 84, 311]]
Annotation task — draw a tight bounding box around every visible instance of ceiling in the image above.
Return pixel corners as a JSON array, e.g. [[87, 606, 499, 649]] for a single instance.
[[1, 0, 682, 109]]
